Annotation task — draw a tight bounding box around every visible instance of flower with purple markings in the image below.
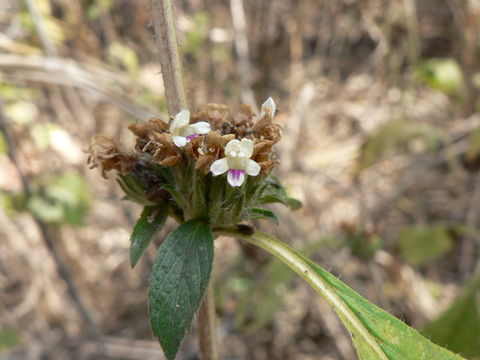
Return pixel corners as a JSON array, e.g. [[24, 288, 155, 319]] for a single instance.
[[210, 138, 261, 187], [169, 109, 211, 147]]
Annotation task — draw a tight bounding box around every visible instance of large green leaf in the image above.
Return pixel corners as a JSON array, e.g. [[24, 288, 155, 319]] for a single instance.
[[149, 220, 214, 360], [423, 271, 480, 358], [130, 204, 168, 268], [223, 229, 465, 360]]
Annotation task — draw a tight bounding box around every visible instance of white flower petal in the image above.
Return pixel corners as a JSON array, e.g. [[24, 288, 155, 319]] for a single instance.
[[170, 109, 190, 133], [187, 121, 211, 135], [227, 170, 245, 187], [225, 139, 240, 154], [172, 135, 187, 147], [259, 97, 276, 120], [239, 138, 254, 158], [210, 158, 229, 175], [245, 159, 260, 176]]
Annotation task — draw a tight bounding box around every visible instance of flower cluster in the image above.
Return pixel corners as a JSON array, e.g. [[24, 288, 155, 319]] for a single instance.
[[87, 98, 294, 226], [126, 98, 280, 187]]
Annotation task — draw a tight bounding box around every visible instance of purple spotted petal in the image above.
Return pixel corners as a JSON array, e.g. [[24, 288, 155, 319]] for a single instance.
[[227, 169, 246, 187], [186, 134, 199, 141]]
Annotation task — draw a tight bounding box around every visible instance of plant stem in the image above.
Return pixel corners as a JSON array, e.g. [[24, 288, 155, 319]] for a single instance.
[[149, 2, 218, 358], [198, 278, 219, 360], [150, 0, 188, 115]]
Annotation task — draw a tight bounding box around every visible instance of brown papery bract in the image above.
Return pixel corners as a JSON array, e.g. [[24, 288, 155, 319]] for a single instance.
[[86, 135, 137, 178]]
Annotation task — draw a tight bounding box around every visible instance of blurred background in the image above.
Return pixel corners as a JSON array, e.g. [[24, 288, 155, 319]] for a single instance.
[[1, 0, 480, 359]]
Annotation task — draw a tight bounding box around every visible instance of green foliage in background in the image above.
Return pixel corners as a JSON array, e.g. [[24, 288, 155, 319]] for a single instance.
[[0, 328, 21, 353], [397, 224, 453, 266], [86, 0, 113, 21], [19, 1, 65, 45], [415, 58, 465, 100], [108, 42, 139, 74], [424, 270, 480, 358], [0, 131, 8, 155], [4, 101, 37, 125], [184, 12, 210, 56], [344, 228, 382, 261], [356, 120, 443, 173], [27, 171, 91, 226]]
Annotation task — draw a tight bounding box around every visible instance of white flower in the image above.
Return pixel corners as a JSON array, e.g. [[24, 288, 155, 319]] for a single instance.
[[169, 109, 211, 147], [258, 97, 276, 120], [210, 138, 261, 187]]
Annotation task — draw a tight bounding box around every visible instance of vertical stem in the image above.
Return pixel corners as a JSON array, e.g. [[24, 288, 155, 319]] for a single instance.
[[230, 0, 256, 109], [149, 2, 218, 358], [198, 280, 219, 360], [150, 0, 188, 115]]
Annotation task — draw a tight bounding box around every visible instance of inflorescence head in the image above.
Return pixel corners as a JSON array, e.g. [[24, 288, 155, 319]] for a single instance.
[[87, 98, 299, 227]]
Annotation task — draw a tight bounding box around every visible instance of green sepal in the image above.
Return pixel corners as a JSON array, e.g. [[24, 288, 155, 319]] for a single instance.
[[259, 194, 302, 210], [130, 204, 169, 268], [247, 208, 279, 224], [117, 173, 157, 206], [161, 184, 187, 210], [149, 220, 214, 360]]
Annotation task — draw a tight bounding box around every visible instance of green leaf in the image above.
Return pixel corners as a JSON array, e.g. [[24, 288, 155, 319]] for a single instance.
[[247, 208, 279, 224], [424, 271, 480, 358], [398, 224, 452, 265], [225, 229, 465, 360], [259, 176, 302, 210], [149, 220, 214, 360], [130, 204, 168, 268]]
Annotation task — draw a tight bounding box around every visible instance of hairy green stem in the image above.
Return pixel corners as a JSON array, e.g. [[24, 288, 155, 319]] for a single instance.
[[218, 228, 389, 360]]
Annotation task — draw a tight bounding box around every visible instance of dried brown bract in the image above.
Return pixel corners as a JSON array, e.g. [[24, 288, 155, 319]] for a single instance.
[[252, 114, 282, 144], [195, 131, 235, 173], [150, 132, 182, 166], [128, 117, 169, 138], [86, 135, 137, 178], [191, 103, 229, 131]]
